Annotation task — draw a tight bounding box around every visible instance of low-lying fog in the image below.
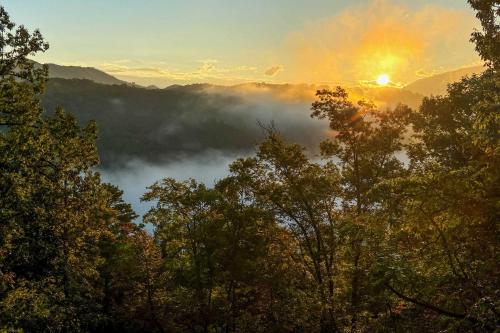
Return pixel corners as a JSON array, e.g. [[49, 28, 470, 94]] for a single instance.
[[43, 80, 421, 220], [99, 151, 251, 220]]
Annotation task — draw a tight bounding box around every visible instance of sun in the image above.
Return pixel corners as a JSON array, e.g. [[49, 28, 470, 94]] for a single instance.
[[376, 74, 390, 86]]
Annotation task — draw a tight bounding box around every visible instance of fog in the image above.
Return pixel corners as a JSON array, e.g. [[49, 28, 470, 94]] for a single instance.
[[43, 80, 330, 167], [99, 151, 252, 220], [43, 79, 423, 219]]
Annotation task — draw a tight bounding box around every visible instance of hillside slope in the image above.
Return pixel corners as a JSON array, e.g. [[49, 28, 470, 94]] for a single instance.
[[44, 63, 129, 85], [404, 65, 485, 96]]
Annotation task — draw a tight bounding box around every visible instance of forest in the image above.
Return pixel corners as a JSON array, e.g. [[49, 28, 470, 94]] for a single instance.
[[0, 1, 498, 332]]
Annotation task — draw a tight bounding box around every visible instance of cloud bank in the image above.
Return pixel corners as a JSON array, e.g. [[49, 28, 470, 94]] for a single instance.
[[99, 60, 259, 87]]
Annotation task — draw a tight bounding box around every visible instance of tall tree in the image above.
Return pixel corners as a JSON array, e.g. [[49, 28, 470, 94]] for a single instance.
[[143, 176, 316, 332], [373, 2, 499, 331], [0, 7, 137, 332], [310, 87, 411, 331], [228, 132, 348, 332]]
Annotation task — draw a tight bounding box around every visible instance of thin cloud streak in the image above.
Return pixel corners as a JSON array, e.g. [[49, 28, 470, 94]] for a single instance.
[[98, 60, 259, 86]]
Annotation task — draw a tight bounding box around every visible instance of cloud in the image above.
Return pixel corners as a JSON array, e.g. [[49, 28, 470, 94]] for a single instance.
[[414, 68, 444, 78], [264, 65, 283, 76], [77, 0, 479, 88], [281, 0, 479, 85], [99, 59, 258, 85]]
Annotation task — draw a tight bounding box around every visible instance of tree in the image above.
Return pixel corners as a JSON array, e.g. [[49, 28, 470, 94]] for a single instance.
[[468, 0, 500, 72], [0, 7, 138, 332], [372, 2, 499, 330], [228, 132, 346, 332], [143, 176, 316, 332], [374, 73, 499, 332], [310, 87, 411, 331]]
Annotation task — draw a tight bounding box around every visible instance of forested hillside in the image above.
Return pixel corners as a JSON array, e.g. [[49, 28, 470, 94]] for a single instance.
[[40, 61, 473, 169], [44, 63, 129, 85], [41, 79, 427, 168], [41, 79, 327, 167], [0, 2, 498, 333]]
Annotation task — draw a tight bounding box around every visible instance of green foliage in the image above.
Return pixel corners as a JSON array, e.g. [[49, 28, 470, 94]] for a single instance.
[[0, 6, 143, 333], [373, 66, 499, 332], [0, 6, 48, 91], [142, 177, 317, 332], [468, 0, 500, 71]]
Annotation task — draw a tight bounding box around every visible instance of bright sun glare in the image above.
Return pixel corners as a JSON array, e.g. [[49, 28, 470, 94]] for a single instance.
[[376, 74, 390, 86]]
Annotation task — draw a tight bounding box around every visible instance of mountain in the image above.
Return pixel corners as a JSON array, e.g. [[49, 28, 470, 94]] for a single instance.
[[39, 64, 482, 169], [42, 79, 328, 167], [42, 79, 427, 168], [44, 63, 129, 85], [43, 61, 482, 97], [166, 82, 425, 108], [404, 65, 485, 96]]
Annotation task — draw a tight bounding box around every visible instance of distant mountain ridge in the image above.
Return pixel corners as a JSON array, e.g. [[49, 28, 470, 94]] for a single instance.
[[42, 78, 329, 167], [39, 62, 129, 86], [40, 62, 485, 168], [404, 65, 485, 96], [42, 61, 484, 98]]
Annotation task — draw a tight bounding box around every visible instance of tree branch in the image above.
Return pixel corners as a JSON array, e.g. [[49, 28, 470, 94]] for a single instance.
[[385, 283, 492, 330]]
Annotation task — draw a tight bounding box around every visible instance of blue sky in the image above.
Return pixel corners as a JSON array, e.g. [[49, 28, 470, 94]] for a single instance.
[[3, 0, 480, 87]]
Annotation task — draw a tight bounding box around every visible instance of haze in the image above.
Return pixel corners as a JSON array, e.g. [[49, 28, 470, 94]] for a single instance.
[[4, 0, 481, 87]]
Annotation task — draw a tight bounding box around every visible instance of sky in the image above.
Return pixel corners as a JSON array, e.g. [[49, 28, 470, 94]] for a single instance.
[[4, 0, 482, 87]]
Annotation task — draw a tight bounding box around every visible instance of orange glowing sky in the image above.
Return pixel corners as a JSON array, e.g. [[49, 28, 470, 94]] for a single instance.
[[282, 1, 481, 87], [4, 0, 482, 87]]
